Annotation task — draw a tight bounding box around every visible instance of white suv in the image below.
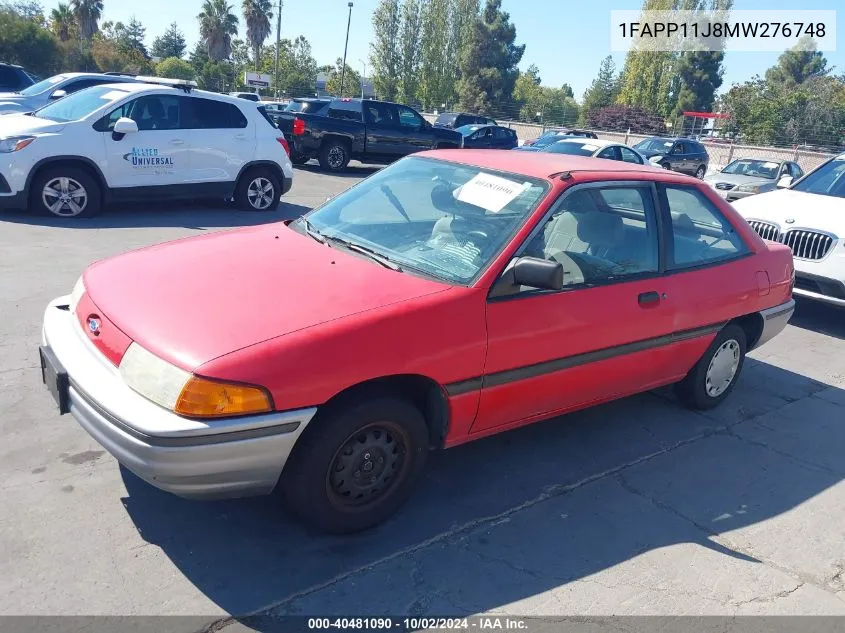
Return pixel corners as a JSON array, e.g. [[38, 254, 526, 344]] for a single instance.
[[0, 80, 293, 218]]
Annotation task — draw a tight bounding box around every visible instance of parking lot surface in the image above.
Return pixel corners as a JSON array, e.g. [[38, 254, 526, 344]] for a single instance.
[[1, 164, 844, 628]]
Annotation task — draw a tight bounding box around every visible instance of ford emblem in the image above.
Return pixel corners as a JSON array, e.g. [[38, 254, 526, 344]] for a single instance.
[[87, 317, 101, 335], [785, 218, 795, 224]]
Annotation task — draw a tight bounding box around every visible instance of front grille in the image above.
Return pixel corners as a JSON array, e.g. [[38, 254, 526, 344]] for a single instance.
[[715, 182, 736, 190], [746, 220, 836, 261]]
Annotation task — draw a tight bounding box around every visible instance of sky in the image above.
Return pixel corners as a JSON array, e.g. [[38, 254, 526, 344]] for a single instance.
[[40, 0, 845, 99]]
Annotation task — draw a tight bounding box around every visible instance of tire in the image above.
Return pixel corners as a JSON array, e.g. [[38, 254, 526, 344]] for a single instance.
[[282, 396, 430, 534], [675, 324, 747, 410], [235, 167, 281, 212], [318, 139, 350, 172], [695, 165, 706, 179], [31, 166, 101, 219], [661, 162, 672, 170]]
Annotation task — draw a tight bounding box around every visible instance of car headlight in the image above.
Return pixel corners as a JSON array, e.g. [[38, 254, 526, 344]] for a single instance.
[[648, 155, 663, 163], [69, 275, 85, 314], [0, 136, 35, 153], [119, 343, 273, 418], [735, 183, 762, 193]]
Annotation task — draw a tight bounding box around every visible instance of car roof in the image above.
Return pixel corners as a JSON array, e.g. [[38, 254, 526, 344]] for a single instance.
[[99, 82, 244, 103], [553, 138, 614, 148], [421, 149, 678, 180]]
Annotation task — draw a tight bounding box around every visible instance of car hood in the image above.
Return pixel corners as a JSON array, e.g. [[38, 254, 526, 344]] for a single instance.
[[0, 95, 33, 112], [432, 126, 462, 142], [731, 188, 845, 236], [83, 224, 451, 371], [0, 113, 66, 135], [705, 173, 771, 187]]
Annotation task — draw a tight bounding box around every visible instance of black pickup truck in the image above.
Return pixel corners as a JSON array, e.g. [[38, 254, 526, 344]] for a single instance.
[[289, 98, 463, 172]]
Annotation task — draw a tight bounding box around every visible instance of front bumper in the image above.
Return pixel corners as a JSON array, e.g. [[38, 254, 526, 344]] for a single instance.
[[41, 297, 317, 499], [0, 191, 26, 209]]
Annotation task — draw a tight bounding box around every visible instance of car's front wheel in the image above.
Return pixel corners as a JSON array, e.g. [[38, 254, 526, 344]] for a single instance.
[[31, 167, 101, 219], [675, 324, 747, 410], [235, 168, 281, 211], [282, 396, 429, 534], [695, 165, 707, 179]]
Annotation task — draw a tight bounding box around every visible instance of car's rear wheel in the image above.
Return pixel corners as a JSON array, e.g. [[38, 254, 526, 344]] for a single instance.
[[282, 396, 429, 534], [318, 140, 350, 172], [290, 152, 310, 165], [695, 165, 706, 179], [31, 167, 101, 219], [675, 324, 747, 410], [235, 168, 281, 211]]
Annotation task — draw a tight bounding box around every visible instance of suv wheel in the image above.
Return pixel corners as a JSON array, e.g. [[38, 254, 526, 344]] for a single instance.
[[236, 168, 281, 211], [318, 140, 350, 172], [32, 167, 101, 218], [695, 165, 706, 179]]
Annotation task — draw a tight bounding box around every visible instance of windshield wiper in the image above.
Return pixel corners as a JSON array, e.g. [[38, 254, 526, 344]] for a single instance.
[[323, 235, 402, 271], [300, 217, 326, 244]]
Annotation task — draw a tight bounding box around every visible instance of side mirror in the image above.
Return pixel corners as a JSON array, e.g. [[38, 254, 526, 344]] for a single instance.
[[777, 175, 793, 189], [512, 257, 563, 291], [113, 117, 138, 135], [49, 89, 67, 100]]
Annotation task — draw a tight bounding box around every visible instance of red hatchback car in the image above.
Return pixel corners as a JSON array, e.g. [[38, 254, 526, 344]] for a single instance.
[[40, 150, 795, 533]]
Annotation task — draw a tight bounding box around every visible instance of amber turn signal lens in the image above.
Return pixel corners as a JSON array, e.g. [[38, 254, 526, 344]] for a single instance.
[[174, 376, 273, 418]]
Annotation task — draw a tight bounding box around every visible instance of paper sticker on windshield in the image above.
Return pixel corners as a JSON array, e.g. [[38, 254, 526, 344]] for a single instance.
[[455, 173, 531, 212], [581, 144, 599, 151], [100, 90, 128, 101]]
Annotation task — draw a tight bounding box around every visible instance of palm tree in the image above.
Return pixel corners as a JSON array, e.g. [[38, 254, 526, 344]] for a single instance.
[[242, 0, 273, 71], [198, 0, 239, 62], [50, 3, 75, 41], [70, 0, 103, 40]]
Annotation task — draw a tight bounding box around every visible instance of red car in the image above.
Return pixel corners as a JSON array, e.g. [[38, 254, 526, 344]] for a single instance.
[[40, 150, 795, 533]]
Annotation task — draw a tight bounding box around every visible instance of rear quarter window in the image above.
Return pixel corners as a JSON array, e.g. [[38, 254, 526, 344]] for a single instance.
[[190, 98, 248, 129]]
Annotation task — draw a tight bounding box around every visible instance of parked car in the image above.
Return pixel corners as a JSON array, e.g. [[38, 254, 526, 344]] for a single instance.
[[289, 98, 462, 172], [0, 79, 293, 217], [542, 138, 646, 164], [0, 62, 35, 93], [633, 137, 710, 178], [457, 124, 518, 150], [40, 150, 794, 533], [269, 97, 332, 163], [520, 128, 598, 150], [704, 158, 804, 201], [230, 92, 260, 102], [433, 111, 496, 129], [732, 153, 845, 308], [0, 72, 142, 115]]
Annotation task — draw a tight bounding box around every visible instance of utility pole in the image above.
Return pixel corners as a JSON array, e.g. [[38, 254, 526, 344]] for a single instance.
[[359, 58, 366, 98], [340, 2, 353, 97], [274, 0, 283, 99]]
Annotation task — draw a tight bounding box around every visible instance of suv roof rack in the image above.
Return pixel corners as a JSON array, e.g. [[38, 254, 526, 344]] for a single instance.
[[133, 76, 198, 92], [104, 72, 137, 77]]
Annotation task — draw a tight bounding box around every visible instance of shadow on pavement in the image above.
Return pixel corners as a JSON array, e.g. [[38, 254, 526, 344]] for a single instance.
[[790, 298, 845, 340], [294, 162, 383, 179], [120, 353, 845, 620], [0, 200, 310, 230]]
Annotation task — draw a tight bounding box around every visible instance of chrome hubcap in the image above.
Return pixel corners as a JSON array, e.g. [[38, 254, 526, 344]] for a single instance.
[[328, 146, 345, 168], [247, 177, 275, 210], [705, 339, 740, 397], [43, 177, 87, 217]]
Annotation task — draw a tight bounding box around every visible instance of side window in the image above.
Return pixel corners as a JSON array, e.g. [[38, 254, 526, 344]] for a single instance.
[[790, 163, 804, 179], [365, 101, 399, 126], [0, 67, 18, 88], [620, 147, 643, 164], [493, 127, 511, 140], [672, 142, 687, 155], [327, 106, 362, 121], [62, 79, 107, 95], [189, 97, 247, 129], [663, 185, 747, 268], [397, 105, 424, 128], [524, 185, 659, 287], [127, 95, 184, 131], [93, 100, 132, 132], [596, 146, 619, 161]]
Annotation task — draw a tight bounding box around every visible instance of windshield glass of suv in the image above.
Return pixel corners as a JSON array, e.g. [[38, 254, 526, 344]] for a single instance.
[[532, 134, 572, 148], [634, 138, 674, 153], [791, 157, 845, 198], [721, 159, 779, 179], [20, 74, 66, 96], [35, 86, 130, 122], [546, 141, 600, 156], [296, 156, 549, 284]]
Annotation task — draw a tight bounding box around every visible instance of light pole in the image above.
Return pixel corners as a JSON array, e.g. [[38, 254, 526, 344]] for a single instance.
[[359, 58, 366, 98], [339, 2, 353, 97], [274, 0, 283, 100]]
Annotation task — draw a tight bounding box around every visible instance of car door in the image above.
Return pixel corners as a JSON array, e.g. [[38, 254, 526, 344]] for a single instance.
[[493, 127, 515, 149], [186, 96, 254, 187], [472, 181, 678, 434], [363, 101, 404, 158], [99, 93, 193, 191], [620, 146, 644, 165], [667, 141, 688, 173], [395, 104, 434, 154], [596, 145, 621, 162]]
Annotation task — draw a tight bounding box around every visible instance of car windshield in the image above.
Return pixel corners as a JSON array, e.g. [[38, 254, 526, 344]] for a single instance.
[[532, 133, 574, 148], [435, 114, 457, 126], [721, 159, 780, 179], [634, 138, 674, 152], [456, 124, 483, 135], [34, 86, 130, 122], [546, 141, 602, 156], [790, 157, 845, 199], [20, 74, 66, 96], [295, 156, 549, 285]]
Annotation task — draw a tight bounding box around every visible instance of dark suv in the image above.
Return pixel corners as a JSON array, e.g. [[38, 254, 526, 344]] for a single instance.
[[0, 63, 35, 93], [633, 137, 710, 178], [434, 112, 497, 129]]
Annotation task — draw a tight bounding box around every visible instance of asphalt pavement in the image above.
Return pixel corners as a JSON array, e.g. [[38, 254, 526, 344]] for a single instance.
[[1, 163, 844, 629]]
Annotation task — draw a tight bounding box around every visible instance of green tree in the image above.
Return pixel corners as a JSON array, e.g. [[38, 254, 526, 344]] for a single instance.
[[151, 22, 186, 59], [70, 0, 101, 40], [419, 0, 452, 109], [198, 0, 239, 62], [49, 2, 74, 41], [260, 36, 317, 97], [456, 0, 524, 115], [155, 56, 195, 80], [514, 66, 578, 125], [242, 0, 272, 70], [586, 104, 666, 134], [370, 0, 401, 101], [582, 55, 620, 118], [325, 57, 361, 98], [0, 4, 59, 75], [448, 0, 479, 86], [397, 0, 423, 105], [764, 36, 829, 88], [119, 16, 147, 58]]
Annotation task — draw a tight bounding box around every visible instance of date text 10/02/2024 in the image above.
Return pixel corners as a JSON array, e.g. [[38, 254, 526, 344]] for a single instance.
[[307, 617, 529, 630]]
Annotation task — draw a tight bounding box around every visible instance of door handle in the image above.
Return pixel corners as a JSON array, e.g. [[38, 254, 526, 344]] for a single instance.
[[638, 291, 661, 306]]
